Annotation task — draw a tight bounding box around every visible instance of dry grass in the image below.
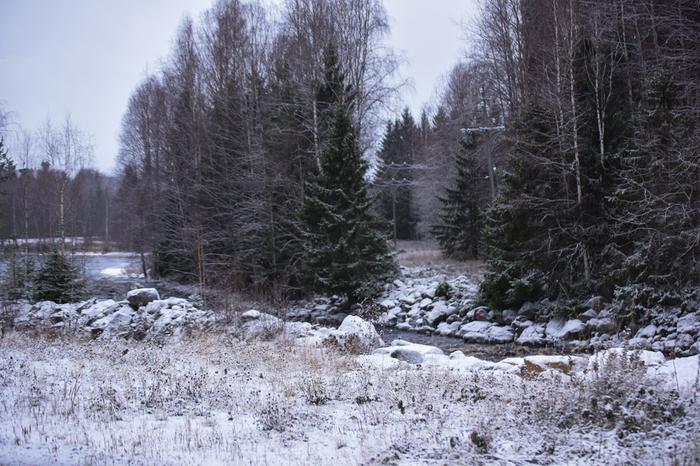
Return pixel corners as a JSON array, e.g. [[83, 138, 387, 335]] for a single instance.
[[0, 331, 697, 465], [395, 240, 486, 278]]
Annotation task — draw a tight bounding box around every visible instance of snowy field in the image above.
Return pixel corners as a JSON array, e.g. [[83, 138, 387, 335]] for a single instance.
[[1, 331, 699, 466]]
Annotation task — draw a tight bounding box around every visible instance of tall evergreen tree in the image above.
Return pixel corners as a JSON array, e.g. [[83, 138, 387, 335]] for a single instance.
[[432, 136, 487, 259], [607, 69, 700, 288], [300, 73, 396, 304], [0, 138, 15, 185], [2, 248, 35, 301], [375, 108, 418, 240]]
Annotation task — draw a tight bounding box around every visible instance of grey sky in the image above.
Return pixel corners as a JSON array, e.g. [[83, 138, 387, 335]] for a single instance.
[[0, 0, 476, 173]]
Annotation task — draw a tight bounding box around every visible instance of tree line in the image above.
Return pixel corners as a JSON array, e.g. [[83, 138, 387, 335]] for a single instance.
[[113, 0, 399, 301], [0, 114, 110, 250], [2, 0, 698, 308], [381, 0, 699, 308]]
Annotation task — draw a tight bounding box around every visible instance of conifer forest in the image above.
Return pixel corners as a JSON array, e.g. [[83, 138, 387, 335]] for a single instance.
[[1, 1, 700, 465]]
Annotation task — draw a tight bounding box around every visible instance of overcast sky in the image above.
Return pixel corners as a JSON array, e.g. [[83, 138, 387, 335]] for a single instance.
[[0, 0, 476, 173]]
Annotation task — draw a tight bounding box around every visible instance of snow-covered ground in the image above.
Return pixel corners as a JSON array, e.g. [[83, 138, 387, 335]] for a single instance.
[[1, 329, 698, 466]]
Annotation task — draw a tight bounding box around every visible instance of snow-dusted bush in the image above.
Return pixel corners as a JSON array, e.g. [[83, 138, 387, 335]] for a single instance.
[[580, 350, 686, 434], [255, 394, 294, 432], [298, 376, 329, 406]]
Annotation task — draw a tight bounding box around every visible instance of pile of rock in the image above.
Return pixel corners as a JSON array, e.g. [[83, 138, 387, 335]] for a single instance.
[[284, 265, 700, 357], [9, 288, 214, 341], [375, 293, 700, 356], [627, 311, 700, 355], [286, 266, 479, 329]]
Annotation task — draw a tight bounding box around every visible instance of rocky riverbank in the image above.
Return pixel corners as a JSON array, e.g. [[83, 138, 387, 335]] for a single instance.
[[285, 266, 700, 358]]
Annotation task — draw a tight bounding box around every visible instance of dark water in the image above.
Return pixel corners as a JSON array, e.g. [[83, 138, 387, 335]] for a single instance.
[[377, 326, 578, 361]]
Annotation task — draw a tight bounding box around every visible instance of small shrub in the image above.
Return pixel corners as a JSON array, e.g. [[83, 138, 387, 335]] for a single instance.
[[470, 430, 489, 453], [479, 269, 540, 310], [33, 251, 84, 304], [257, 318, 285, 341], [256, 394, 293, 432], [299, 376, 329, 405], [434, 282, 452, 299]]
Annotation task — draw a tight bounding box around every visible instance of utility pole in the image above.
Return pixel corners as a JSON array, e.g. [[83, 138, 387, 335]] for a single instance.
[[460, 125, 505, 202]]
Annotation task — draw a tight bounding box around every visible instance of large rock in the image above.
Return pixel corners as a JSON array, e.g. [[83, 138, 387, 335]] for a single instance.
[[651, 355, 700, 396], [471, 306, 490, 321], [675, 333, 695, 351], [238, 311, 283, 341], [460, 321, 493, 343], [516, 324, 545, 346], [486, 325, 514, 343], [635, 324, 658, 339], [379, 299, 397, 309], [329, 315, 384, 353], [15, 301, 59, 329], [436, 321, 461, 337], [241, 309, 262, 322], [97, 306, 136, 339], [677, 314, 699, 335], [373, 340, 444, 364], [9, 295, 213, 342], [425, 301, 451, 327], [126, 288, 160, 309], [90, 304, 134, 338], [546, 318, 586, 340], [418, 298, 433, 309], [151, 306, 188, 336], [587, 317, 616, 334]]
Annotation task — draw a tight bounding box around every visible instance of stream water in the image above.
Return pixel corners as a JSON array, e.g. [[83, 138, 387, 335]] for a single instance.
[[377, 326, 581, 361]]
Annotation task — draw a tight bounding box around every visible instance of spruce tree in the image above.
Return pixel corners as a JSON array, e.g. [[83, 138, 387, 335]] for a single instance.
[[432, 136, 487, 260], [0, 137, 15, 184], [2, 248, 35, 301], [300, 99, 396, 304], [375, 108, 418, 240], [607, 69, 700, 288], [33, 250, 84, 304]]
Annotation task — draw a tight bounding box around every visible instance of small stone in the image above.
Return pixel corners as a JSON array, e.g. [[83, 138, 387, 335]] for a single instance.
[[472, 306, 489, 321], [241, 310, 262, 322], [579, 309, 598, 322], [518, 302, 538, 320], [501, 309, 518, 324]]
